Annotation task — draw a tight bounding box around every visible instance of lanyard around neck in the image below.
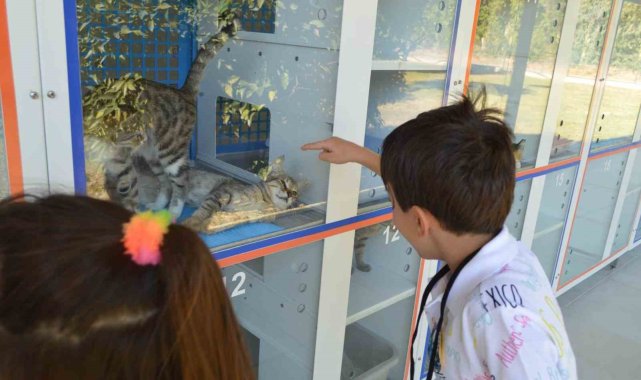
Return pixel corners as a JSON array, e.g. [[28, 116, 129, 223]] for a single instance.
[[410, 248, 481, 380]]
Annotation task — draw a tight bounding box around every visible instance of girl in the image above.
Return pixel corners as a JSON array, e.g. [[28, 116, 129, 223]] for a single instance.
[[0, 194, 254, 380]]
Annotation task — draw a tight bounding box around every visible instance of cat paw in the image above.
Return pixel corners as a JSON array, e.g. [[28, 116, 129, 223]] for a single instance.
[[168, 199, 185, 219], [183, 216, 206, 231], [356, 263, 371, 272]]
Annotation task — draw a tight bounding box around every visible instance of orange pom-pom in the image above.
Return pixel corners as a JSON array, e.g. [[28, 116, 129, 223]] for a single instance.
[[122, 210, 172, 266]]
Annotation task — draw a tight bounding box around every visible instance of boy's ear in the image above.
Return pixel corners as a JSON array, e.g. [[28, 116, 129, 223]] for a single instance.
[[411, 206, 433, 237]]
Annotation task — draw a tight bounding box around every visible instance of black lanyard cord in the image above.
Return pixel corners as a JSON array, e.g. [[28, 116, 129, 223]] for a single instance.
[[410, 248, 481, 380]]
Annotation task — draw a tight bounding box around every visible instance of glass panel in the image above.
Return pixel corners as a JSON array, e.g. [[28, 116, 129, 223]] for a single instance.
[[360, 71, 447, 208], [0, 90, 8, 198], [610, 149, 641, 254], [470, 0, 567, 170], [561, 152, 629, 286], [223, 242, 324, 380], [343, 221, 421, 380], [372, 0, 457, 67], [360, 0, 457, 210], [77, 0, 344, 249], [506, 179, 533, 239], [531, 166, 578, 282], [591, 1, 641, 152], [550, 0, 611, 162]]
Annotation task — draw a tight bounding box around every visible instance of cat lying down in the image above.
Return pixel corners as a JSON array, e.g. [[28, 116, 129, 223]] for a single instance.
[[104, 151, 300, 233]]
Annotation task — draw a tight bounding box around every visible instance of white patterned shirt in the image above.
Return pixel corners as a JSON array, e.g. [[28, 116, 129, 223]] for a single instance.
[[412, 228, 577, 380]]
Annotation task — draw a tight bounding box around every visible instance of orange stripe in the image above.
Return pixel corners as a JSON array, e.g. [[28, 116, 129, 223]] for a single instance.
[[555, 164, 588, 291], [403, 259, 427, 380], [463, 0, 481, 94], [516, 157, 580, 179], [0, 0, 23, 194], [218, 213, 393, 268], [588, 143, 640, 161]]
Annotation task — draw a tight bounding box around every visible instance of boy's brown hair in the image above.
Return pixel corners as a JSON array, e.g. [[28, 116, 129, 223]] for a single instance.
[[0, 195, 254, 380], [380, 91, 515, 235]]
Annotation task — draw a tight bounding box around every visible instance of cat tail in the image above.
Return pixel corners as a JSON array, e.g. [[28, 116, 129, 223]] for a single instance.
[[181, 8, 241, 97]]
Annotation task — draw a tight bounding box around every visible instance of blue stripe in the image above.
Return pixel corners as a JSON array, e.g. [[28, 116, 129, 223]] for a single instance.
[[63, 0, 87, 194], [213, 206, 392, 260], [588, 141, 641, 159], [516, 160, 580, 182], [212, 159, 585, 261]]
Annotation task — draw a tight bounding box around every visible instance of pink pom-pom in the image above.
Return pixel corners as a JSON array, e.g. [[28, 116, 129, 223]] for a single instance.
[[122, 210, 172, 266]]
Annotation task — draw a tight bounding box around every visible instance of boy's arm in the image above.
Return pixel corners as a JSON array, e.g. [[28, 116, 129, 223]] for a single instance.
[[301, 137, 381, 176]]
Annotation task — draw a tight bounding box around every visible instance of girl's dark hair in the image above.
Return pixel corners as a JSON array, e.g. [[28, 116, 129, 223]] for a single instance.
[[381, 90, 515, 235], [0, 194, 254, 380]]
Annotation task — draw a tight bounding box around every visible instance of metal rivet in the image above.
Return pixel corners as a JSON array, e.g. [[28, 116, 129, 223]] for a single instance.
[[520, 195, 524, 201], [295, 56, 299, 61], [561, 203, 565, 209], [298, 283, 307, 293], [517, 208, 521, 215], [435, 23, 442, 33], [403, 264, 410, 272], [439, 1, 445, 10], [318, 8, 327, 20], [371, 171, 377, 177], [406, 247, 413, 255], [515, 222, 519, 229], [550, 36, 555, 44], [299, 262, 308, 272], [553, 19, 558, 27], [280, 303, 284, 308], [369, 189, 376, 198], [603, 11, 607, 17], [297, 304, 306, 313], [29, 91, 39, 99], [566, 179, 570, 185], [258, 51, 262, 56], [557, 3, 561, 10], [47, 91, 56, 99], [601, 114, 605, 119], [560, 120, 564, 126]]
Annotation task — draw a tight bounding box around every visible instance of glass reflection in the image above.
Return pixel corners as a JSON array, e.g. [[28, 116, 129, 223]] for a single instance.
[[470, 0, 567, 169]]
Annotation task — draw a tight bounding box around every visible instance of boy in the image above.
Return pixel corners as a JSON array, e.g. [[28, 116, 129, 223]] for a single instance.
[[302, 94, 576, 379]]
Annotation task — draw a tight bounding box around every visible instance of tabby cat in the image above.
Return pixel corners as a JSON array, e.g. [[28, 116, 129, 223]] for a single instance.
[[352, 223, 388, 273], [96, 10, 240, 217], [106, 150, 299, 232], [513, 138, 526, 169]]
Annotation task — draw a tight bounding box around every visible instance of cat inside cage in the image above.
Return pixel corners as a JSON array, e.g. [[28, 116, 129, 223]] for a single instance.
[[79, 0, 300, 235]]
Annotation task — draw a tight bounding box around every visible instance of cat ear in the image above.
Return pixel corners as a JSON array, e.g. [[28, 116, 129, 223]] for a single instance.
[[265, 155, 286, 180]]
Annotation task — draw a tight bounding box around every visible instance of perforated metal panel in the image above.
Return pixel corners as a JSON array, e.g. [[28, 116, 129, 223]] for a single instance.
[[79, 0, 193, 89], [216, 97, 270, 154], [237, 0, 276, 34]]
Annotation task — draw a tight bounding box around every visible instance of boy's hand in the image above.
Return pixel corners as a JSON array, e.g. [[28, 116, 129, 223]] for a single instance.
[[301, 137, 381, 176], [301, 137, 363, 164]]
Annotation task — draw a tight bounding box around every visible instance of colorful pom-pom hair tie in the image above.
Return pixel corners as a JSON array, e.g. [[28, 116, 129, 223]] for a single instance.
[[122, 210, 173, 266]]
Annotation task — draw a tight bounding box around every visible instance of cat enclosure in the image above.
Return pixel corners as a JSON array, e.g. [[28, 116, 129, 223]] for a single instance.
[[3, 0, 641, 379]]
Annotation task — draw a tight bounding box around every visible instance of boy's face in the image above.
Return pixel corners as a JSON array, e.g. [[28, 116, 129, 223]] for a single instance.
[[388, 187, 438, 261]]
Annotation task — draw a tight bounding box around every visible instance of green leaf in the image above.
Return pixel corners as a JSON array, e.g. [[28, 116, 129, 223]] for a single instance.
[[224, 84, 233, 97]]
